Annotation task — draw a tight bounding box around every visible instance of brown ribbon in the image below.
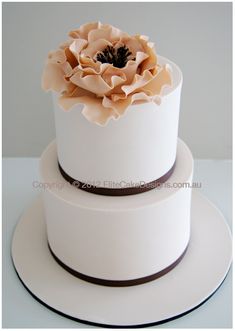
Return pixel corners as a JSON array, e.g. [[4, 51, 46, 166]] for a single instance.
[[58, 161, 176, 196], [48, 243, 188, 287]]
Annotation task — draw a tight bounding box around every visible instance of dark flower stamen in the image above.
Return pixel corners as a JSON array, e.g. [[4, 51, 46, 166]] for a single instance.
[[96, 45, 134, 68]]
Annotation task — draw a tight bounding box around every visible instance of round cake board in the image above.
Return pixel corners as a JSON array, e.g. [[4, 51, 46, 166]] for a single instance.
[[11, 190, 232, 328]]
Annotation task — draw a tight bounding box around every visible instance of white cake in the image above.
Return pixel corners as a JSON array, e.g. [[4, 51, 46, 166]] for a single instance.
[[41, 22, 193, 286], [53, 56, 182, 190], [40, 139, 192, 284]]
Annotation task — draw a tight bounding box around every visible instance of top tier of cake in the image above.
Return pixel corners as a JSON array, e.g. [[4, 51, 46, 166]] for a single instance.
[[53, 56, 182, 191], [42, 22, 183, 193]]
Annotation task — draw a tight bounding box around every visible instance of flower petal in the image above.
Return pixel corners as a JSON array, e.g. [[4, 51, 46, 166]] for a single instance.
[[79, 56, 100, 71], [123, 36, 145, 55], [81, 39, 112, 58], [59, 93, 117, 126], [88, 25, 129, 43], [78, 59, 109, 74], [101, 65, 126, 86], [60, 61, 73, 77], [141, 64, 172, 95], [59, 40, 72, 50], [88, 27, 113, 43], [69, 22, 100, 39], [139, 46, 157, 72], [102, 95, 132, 116], [64, 47, 78, 68], [131, 92, 153, 104], [82, 100, 118, 126], [70, 67, 127, 96], [48, 49, 67, 64], [121, 70, 154, 96], [70, 70, 112, 95], [42, 63, 68, 92], [69, 39, 88, 59]]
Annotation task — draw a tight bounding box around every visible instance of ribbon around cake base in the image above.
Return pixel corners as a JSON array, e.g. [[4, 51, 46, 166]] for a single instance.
[[58, 161, 176, 196], [48, 243, 188, 287]]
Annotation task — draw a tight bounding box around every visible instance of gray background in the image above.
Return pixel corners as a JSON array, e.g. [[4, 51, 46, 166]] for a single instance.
[[2, 2, 232, 158]]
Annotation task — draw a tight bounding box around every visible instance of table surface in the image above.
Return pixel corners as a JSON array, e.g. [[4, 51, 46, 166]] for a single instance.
[[2, 157, 232, 328]]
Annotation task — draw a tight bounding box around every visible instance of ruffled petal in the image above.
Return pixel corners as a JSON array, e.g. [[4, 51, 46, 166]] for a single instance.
[[69, 22, 100, 39], [121, 70, 154, 96], [70, 68, 126, 96], [101, 65, 126, 86], [59, 86, 96, 109], [48, 49, 67, 64], [139, 44, 157, 72], [59, 40, 72, 50], [131, 92, 153, 104], [88, 25, 129, 43], [102, 95, 132, 116], [118, 61, 139, 84], [59, 93, 117, 126], [70, 70, 112, 95], [88, 27, 113, 43], [79, 55, 101, 71], [141, 64, 172, 95], [64, 47, 78, 68], [124, 36, 145, 56], [42, 63, 68, 92], [78, 60, 109, 74], [69, 39, 88, 59], [82, 100, 118, 126], [102, 91, 162, 117], [60, 62, 73, 77], [81, 39, 112, 58]]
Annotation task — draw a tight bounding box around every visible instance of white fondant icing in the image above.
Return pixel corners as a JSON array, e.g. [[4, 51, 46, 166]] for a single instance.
[[53, 56, 182, 187], [40, 139, 193, 281], [12, 191, 232, 326]]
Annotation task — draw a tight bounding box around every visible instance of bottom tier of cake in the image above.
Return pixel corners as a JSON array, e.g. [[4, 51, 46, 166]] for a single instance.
[[40, 139, 193, 285]]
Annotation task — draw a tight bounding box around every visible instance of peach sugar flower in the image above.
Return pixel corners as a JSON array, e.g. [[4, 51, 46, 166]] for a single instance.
[[42, 22, 172, 126]]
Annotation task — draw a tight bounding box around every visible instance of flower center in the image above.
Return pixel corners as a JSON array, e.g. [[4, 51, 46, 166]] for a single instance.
[[96, 45, 134, 68]]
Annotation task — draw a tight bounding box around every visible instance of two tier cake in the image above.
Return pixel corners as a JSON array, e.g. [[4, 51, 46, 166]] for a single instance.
[[11, 21, 232, 328], [41, 22, 193, 286]]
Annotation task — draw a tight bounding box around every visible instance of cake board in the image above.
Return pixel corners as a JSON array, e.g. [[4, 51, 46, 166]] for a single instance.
[[11, 190, 232, 328]]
